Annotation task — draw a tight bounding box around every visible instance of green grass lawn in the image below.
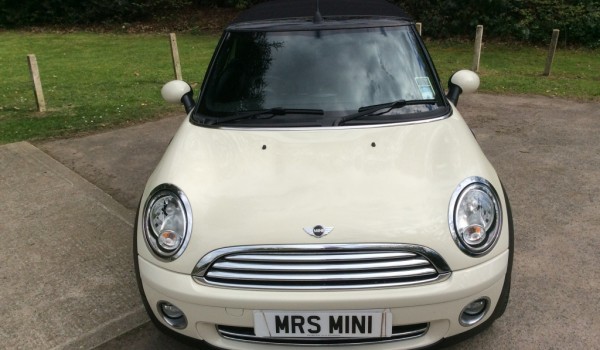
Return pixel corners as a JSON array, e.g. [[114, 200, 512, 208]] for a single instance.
[[426, 40, 600, 100], [0, 32, 219, 144], [0, 32, 598, 144]]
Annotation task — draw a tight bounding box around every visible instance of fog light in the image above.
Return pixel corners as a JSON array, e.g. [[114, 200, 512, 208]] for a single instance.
[[161, 303, 184, 319], [459, 298, 489, 326], [158, 301, 187, 329]]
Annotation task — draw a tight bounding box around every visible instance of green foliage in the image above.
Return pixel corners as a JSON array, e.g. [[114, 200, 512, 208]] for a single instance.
[[0, 0, 191, 26], [197, 0, 253, 9], [396, 0, 600, 47], [0, 0, 598, 46], [512, 0, 600, 47]]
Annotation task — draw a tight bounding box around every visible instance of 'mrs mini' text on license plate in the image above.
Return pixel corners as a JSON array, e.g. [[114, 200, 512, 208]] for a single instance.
[[254, 310, 393, 338]]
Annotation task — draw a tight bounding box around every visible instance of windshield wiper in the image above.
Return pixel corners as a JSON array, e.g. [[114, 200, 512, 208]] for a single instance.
[[205, 108, 324, 126], [332, 99, 437, 126]]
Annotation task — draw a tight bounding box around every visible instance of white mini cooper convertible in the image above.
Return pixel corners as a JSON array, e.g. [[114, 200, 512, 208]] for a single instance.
[[134, 0, 514, 349]]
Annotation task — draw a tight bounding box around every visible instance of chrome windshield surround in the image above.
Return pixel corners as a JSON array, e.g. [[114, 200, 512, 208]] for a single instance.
[[216, 322, 429, 346], [192, 243, 451, 290], [448, 177, 503, 257]]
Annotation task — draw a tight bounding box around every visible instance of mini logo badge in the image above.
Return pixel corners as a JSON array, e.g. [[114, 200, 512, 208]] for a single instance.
[[303, 225, 334, 238]]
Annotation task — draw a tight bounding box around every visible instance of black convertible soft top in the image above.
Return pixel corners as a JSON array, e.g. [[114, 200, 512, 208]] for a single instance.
[[232, 0, 412, 24]]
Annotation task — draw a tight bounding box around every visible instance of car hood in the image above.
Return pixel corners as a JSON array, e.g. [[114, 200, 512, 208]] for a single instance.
[[139, 111, 507, 272]]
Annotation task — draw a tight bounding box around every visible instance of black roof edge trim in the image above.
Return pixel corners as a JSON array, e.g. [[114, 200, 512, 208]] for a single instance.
[[226, 17, 413, 32], [232, 0, 412, 25]]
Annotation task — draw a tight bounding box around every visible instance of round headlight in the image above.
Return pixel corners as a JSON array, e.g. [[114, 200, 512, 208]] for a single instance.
[[449, 177, 502, 256], [143, 184, 192, 261]]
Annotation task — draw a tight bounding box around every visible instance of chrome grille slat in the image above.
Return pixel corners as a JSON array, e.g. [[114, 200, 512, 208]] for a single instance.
[[193, 244, 451, 290], [212, 257, 430, 272], [207, 267, 438, 281], [204, 275, 444, 290], [225, 251, 417, 262]]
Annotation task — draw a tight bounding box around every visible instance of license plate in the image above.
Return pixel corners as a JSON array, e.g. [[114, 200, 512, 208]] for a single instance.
[[254, 309, 392, 338]]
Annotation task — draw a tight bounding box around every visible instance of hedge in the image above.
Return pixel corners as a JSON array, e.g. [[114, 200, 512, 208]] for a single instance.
[[397, 0, 600, 47], [1, 0, 598, 47], [0, 0, 191, 26]]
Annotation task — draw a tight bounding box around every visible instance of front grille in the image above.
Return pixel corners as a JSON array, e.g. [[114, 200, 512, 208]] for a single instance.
[[192, 244, 450, 290], [217, 323, 429, 346]]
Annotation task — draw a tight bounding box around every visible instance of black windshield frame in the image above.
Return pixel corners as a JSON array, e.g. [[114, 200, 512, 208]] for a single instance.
[[192, 21, 449, 128]]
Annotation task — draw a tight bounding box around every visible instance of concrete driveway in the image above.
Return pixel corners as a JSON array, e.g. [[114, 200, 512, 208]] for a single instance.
[[36, 93, 599, 349]]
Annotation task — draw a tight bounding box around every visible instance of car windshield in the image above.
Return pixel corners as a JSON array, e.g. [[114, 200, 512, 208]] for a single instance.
[[196, 25, 446, 127]]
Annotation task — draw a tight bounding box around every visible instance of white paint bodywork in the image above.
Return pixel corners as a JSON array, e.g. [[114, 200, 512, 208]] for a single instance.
[[136, 105, 510, 348], [138, 251, 508, 349], [451, 70, 480, 94], [161, 80, 191, 104], [137, 106, 508, 272]]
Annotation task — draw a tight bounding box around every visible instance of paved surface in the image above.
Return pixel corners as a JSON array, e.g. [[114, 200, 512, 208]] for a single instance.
[[39, 116, 184, 211], [1, 93, 598, 349], [451, 94, 600, 349], [0, 142, 147, 350]]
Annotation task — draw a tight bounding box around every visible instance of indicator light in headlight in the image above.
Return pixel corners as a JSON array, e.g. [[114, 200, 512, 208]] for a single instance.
[[158, 230, 181, 251]]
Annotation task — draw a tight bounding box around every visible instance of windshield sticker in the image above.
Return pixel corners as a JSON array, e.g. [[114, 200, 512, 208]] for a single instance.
[[416, 77, 435, 100]]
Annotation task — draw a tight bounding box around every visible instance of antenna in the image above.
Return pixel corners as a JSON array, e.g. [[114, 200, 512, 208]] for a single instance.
[[313, 0, 323, 23]]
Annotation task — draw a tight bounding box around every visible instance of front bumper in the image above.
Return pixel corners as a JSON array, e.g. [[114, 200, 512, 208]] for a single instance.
[[138, 250, 508, 350]]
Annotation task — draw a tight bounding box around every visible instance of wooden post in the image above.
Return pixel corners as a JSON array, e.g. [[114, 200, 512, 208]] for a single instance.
[[169, 33, 183, 80], [472, 25, 484, 72], [27, 54, 46, 113], [544, 29, 560, 76], [415, 22, 422, 36]]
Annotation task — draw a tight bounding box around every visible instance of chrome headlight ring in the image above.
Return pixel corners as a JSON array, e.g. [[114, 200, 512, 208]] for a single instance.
[[142, 184, 192, 261], [449, 177, 502, 257]]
